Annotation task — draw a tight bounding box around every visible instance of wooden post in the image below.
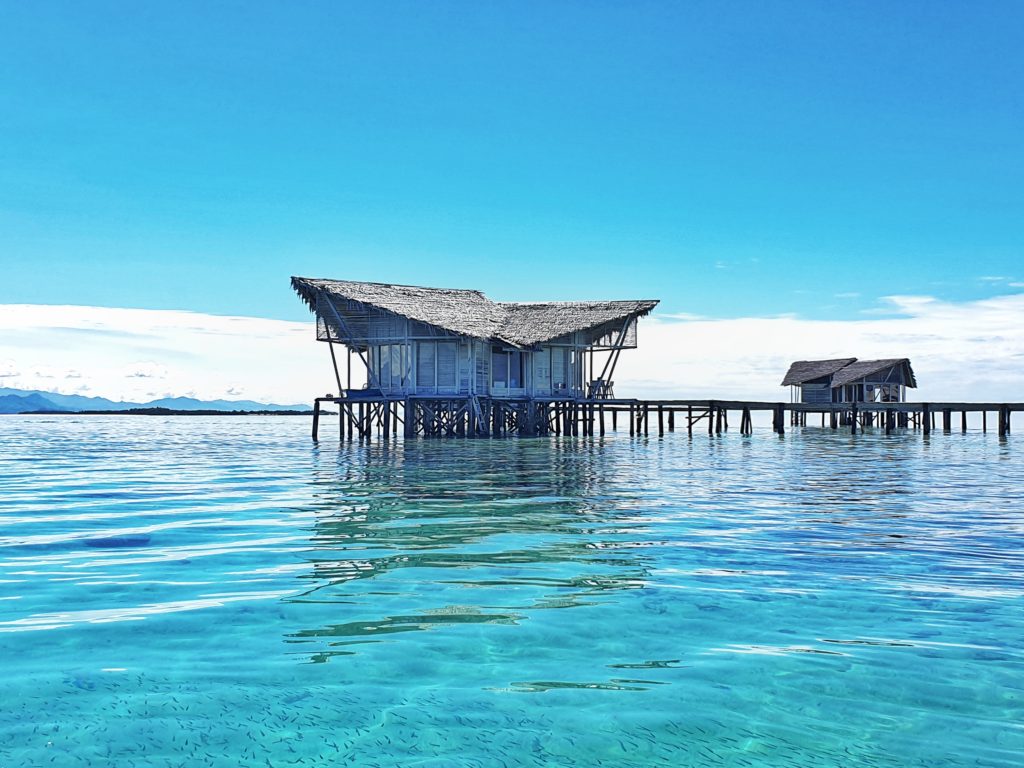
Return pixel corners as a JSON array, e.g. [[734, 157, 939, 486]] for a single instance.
[[922, 404, 931, 435], [942, 409, 951, 433], [983, 410, 987, 432], [599, 404, 605, 436], [850, 403, 857, 435], [773, 404, 785, 435], [961, 411, 967, 433], [403, 399, 415, 438], [668, 410, 675, 431], [643, 404, 649, 436], [312, 399, 321, 441], [658, 405, 664, 436], [382, 400, 391, 439], [629, 404, 635, 436], [612, 409, 618, 431], [687, 405, 693, 436]]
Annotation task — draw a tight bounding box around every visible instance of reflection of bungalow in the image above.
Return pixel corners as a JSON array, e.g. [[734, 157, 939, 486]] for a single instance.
[[782, 358, 917, 404], [291, 277, 659, 401]]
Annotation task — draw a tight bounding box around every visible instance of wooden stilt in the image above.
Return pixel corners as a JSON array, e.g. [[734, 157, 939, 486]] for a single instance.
[[403, 400, 414, 438], [312, 399, 321, 441]]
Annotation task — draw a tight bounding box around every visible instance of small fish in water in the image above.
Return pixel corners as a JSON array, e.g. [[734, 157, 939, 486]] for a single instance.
[[64, 674, 97, 691], [84, 535, 152, 549]]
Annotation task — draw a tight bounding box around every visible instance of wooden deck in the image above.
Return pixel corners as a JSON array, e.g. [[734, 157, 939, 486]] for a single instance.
[[311, 396, 1020, 440]]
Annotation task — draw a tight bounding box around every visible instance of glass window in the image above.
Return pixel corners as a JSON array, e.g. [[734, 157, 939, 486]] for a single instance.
[[509, 351, 523, 388], [391, 345, 403, 388], [378, 345, 390, 389], [492, 350, 508, 387]]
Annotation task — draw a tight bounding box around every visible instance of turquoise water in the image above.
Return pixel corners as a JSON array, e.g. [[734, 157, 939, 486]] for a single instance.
[[1, 416, 1022, 767]]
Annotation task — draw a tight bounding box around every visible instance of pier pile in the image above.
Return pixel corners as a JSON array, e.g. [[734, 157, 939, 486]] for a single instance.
[[311, 397, 1018, 441]]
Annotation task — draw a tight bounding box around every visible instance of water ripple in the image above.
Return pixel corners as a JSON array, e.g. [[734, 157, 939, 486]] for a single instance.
[[0, 416, 1021, 767]]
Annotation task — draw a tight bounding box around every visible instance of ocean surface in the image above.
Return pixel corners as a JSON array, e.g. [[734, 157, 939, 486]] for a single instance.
[[0, 416, 1021, 767]]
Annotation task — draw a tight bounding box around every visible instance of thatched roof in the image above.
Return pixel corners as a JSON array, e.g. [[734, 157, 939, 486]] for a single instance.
[[831, 358, 917, 388], [291, 277, 658, 347], [497, 301, 658, 346], [781, 358, 857, 386]]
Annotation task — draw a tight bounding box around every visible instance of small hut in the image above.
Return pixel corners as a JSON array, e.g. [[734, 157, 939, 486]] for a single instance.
[[782, 358, 916, 404], [291, 277, 659, 401]]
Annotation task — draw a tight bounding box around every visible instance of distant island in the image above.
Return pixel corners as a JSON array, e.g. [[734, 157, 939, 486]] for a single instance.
[[0, 387, 310, 415]]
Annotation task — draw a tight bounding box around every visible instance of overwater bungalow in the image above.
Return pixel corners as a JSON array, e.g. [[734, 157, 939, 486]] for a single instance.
[[292, 277, 658, 436], [782, 357, 917, 404]]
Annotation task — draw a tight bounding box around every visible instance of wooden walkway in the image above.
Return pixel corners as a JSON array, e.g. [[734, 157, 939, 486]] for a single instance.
[[311, 396, 1020, 440]]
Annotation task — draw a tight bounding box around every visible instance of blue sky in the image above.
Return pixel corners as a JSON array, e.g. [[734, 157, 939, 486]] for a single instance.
[[2, 1, 1022, 322]]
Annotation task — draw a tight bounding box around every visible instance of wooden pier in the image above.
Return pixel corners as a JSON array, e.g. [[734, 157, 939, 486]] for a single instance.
[[311, 396, 1020, 441]]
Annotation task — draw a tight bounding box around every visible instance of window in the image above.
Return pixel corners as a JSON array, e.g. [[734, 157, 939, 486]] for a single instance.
[[491, 348, 525, 389], [551, 348, 568, 390], [416, 341, 458, 391], [492, 350, 509, 388]]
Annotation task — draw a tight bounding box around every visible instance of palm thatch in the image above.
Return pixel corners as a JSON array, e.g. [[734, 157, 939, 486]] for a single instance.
[[291, 277, 658, 346], [291, 278, 504, 340], [497, 301, 658, 346], [781, 358, 857, 386], [831, 358, 917, 388]]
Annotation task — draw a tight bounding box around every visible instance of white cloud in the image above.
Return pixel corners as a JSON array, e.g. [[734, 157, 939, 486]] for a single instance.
[[617, 292, 1024, 401], [0, 305, 336, 404], [1, 293, 1023, 405]]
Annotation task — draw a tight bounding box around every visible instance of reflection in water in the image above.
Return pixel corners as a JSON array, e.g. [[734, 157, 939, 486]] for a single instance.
[[288, 440, 652, 657]]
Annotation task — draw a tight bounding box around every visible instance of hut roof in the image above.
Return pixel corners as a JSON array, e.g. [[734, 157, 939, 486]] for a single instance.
[[496, 301, 659, 346], [291, 277, 658, 346], [830, 358, 917, 388], [781, 358, 857, 386]]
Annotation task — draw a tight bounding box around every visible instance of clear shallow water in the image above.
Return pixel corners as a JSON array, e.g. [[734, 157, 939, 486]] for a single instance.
[[1, 416, 1022, 767]]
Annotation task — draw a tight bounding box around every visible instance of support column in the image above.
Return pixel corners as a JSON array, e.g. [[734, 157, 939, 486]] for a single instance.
[[404, 399, 416, 438]]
